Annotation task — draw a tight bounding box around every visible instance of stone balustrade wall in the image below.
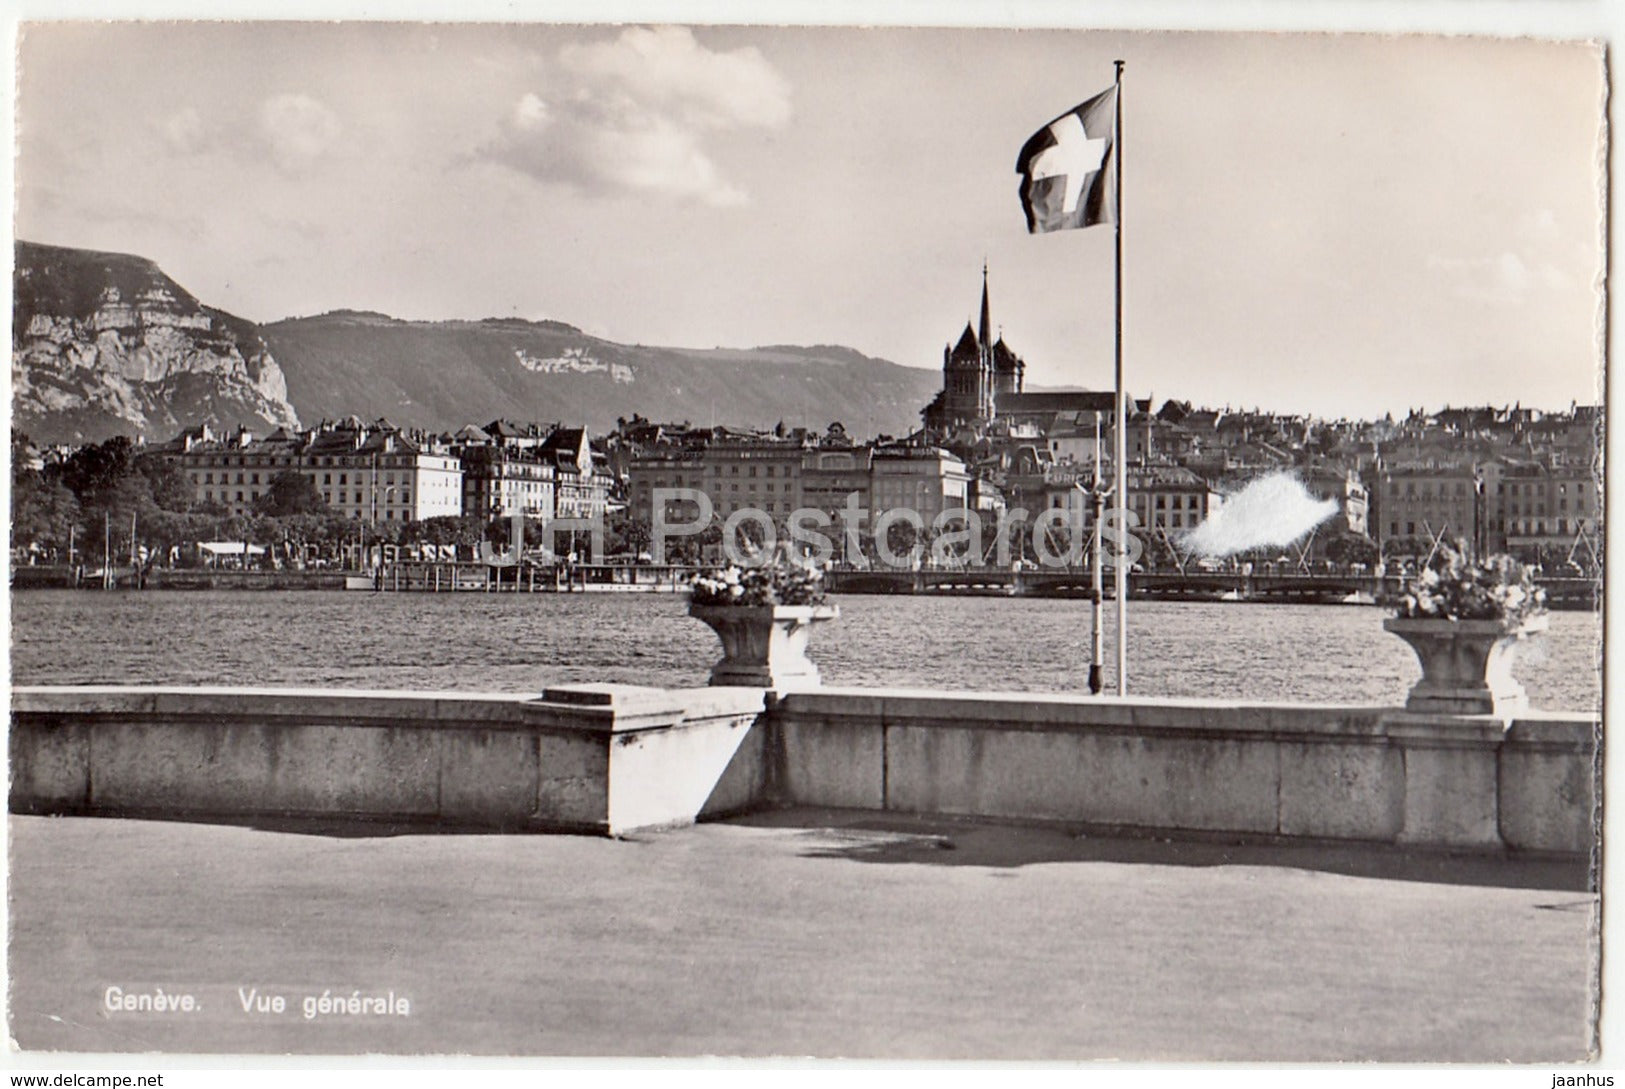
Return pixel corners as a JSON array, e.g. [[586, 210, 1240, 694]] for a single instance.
[[10, 684, 767, 836], [10, 684, 1597, 855], [768, 688, 1597, 855]]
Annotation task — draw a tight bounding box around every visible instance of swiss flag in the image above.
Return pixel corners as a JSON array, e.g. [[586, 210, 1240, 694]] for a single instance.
[[1016, 87, 1116, 234]]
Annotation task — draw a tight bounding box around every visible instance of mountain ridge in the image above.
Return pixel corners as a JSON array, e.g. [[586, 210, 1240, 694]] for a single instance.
[[11, 241, 942, 443], [259, 304, 940, 437]]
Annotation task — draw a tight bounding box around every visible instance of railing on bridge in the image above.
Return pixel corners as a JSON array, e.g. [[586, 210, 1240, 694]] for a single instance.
[[365, 560, 696, 593], [356, 561, 1596, 609], [820, 566, 1596, 608]]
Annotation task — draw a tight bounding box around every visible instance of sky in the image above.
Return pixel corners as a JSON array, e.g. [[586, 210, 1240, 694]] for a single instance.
[[13, 18, 1606, 420]]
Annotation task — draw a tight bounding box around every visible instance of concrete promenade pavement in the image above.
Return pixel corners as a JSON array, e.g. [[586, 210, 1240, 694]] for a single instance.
[[7, 810, 1597, 1061]]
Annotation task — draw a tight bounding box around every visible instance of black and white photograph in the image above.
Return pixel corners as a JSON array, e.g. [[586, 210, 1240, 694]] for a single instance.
[[4, 4, 1611, 1079]]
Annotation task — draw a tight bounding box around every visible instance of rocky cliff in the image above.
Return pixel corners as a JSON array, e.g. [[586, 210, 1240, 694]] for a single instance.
[[13, 241, 300, 444], [14, 241, 944, 445]]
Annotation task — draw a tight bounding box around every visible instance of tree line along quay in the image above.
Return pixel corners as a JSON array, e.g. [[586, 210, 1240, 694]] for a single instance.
[[10, 307, 1601, 579]]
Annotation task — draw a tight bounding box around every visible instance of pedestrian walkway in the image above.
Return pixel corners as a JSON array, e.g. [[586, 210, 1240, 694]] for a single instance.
[[6, 810, 1596, 1060]]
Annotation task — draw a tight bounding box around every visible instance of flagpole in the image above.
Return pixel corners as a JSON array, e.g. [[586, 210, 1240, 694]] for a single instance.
[[1088, 410, 1106, 695], [1112, 58, 1128, 694]]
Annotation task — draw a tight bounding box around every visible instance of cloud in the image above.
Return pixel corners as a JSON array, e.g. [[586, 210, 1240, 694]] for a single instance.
[[512, 92, 549, 130], [1427, 249, 1572, 303], [157, 107, 208, 154], [480, 26, 790, 207], [1525, 207, 1558, 235], [558, 25, 792, 130], [74, 198, 210, 239], [259, 93, 342, 173], [1179, 473, 1338, 559]]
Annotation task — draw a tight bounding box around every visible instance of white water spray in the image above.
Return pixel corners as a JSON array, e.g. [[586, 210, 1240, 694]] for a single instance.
[[1180, 472, 1338, 559]]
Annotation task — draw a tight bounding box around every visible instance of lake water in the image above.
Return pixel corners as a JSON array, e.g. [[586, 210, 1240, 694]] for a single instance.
[[7, 590, 1602, 712]]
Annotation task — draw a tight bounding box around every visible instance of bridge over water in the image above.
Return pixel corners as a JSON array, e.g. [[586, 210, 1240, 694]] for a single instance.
[[823, 566, 1397, 602], [821, 566, 1597, 608], [347, 560, 1596, 609]]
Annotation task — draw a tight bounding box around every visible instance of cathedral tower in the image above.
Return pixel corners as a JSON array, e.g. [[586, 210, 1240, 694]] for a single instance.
[[921, 264, 1029, 433]]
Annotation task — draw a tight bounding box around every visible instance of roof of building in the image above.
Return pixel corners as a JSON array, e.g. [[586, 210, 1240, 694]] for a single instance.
[[1045, 410, 1109, 435], [996, 391, 1117, 415], [949, 323, 980, 361], [991, 337, 1023, 374], [1128, 464, 1209, 490]]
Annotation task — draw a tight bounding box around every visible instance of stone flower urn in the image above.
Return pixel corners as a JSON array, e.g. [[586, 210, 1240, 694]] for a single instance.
[[1383, 614, 1548, 716], [689, 603, 839, 690]]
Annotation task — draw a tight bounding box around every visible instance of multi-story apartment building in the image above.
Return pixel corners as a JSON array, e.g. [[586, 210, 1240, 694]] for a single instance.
[[448, 422, 612, 523], [456, 444, 557, 520], [626, 439, 806, 526], [1490, 459, 1600, 559], [627, 440, 970, 544], [1044, 411, 1108, 466], [1371, 463, 1479, 550], [305, 423, 463, 522], [626, 451, 707, 529], [700, 440, 808, 522], [1298, 465, 1371, 560], [1125, 464, 1223, 538], [169, 419, 462, 522], [869, 446, 972, 530], [542, 427, 614, 520], [800, 446, 874, 521]]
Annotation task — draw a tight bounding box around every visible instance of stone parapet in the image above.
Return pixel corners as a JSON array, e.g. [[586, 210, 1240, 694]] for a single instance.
[[10, 684, 1596, 856], [770, 688, 1597, 856], [10, 683, 766, 836]]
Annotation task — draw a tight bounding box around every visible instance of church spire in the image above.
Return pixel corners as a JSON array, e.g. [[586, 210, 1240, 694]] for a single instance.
[[978, 260, 991, 347]]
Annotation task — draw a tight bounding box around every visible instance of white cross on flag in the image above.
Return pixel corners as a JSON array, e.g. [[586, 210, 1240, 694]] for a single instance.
[[1016, 86, 1116, 233]]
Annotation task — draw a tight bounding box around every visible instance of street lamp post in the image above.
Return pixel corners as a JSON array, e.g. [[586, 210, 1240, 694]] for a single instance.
[[1078, 412, 1115, 696], [367, 453, 401, 578]]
